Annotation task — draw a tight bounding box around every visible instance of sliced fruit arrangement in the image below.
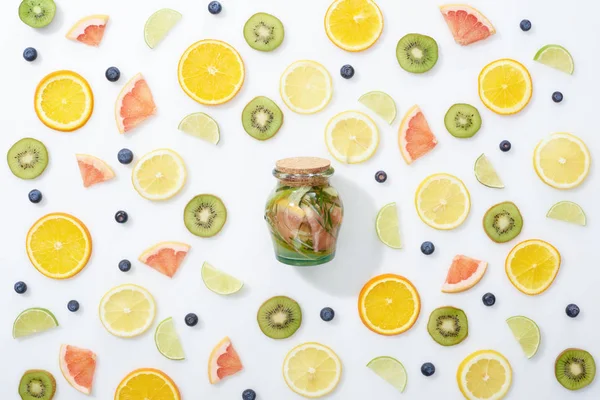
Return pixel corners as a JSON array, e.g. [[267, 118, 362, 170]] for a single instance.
[[155, 317, 185, 360], [242, 96, 284, 140], [547, 201, 586, 226], [505, 239, 561, 295], [440, 4, 495, 46], [358, 274, 420, 335], [13, 307, 58, 338], [280, 60, 332, 114], [178, 39, 245, 105], [26, 213, 92, 279], [19, 0, 56, 28], [115, 73, 156, 133], [533, 132, 591, 189], [376, 203, 402, 249], [325, 110, 379, 164], [244, 12, 284, 51], [66, 15, 109, 46], [139, 241, 190, 278], [59, 344, 96, 394], [457, 350, 512, 400], [358, 91, 396, 124], [444, 103, 481, 138], [99, 284, 156, 338], [415, 173, 470, 230], [208, 337, 243, 384], [178, 112, 220, 144], [483, 201, 523, 243], [427, 306, 468, 346], [35, 70, 94, 132], [474, 154, 504, 188], [202, 262, 243, 295], [19, 370, 56, 400], [184, 194, 228, 237], [555, 348, 596, 391], [132, 149, 186, 201], [75, 154, 115, 188], [115, 368, 180, 400], [324, 0, 383, 52], [441, 255, 487, 293], [478, 59, 532, 115], [367, 356, 407, 393], [144, 8, 182, 49], [396, 33, 439, 73], [506, 316, 540, 359], [257, 295, 302, 339], [534, 44, 574, 75], [7, 137, 48, 180], [283, 342, 342, 398], [398, 105, 438, 164]]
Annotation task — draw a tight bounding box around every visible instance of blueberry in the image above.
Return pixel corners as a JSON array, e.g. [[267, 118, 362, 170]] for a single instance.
[[320, 307, 335, 322], [23, 47, 38, 62], [421, 362, 435, 376], [28, 189, 42, 203], [420, 241, 435, 255], [67, 300, 80, 312], [185, 313, 199, 327], [105, 67, 120, 82], [552, 91, 563, 103], [118, 259, 131, 272], [520, 19, 532, 31], [482, 292, 496, 306], [375, 170, 387, 183], [115, 210, 128, 224], [566, 304, 580, 318], [499, 140, 511, 152], [242, 389, 257, 400], [208, 1, 222, 14], [340, 64, 355, 79], [117, 148, 133, 164], [14, 281, 27, 294]]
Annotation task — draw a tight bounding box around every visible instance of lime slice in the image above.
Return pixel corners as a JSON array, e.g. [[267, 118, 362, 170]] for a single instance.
[[367, 356, 407, 393], [506, 316, 541, 359], [154, 317, 185, 360], [376, 203, 402, 249], [178, 112, 220, 144], [359, 91, 397, 124], [534, 44, 574, 75], [474, 153, 504, 188], [547, 201, 586, 226], [144, 8, 182, 49], [13, 308, 58, 338], [202, 262, 244, 295]]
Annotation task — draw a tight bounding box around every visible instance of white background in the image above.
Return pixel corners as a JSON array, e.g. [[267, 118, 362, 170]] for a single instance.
[[1, 0, 599, 398]]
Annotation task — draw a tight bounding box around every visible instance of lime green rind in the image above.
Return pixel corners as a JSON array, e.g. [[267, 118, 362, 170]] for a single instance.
[[144, 8, 182, 49], [367, 356, 407, 393], [474, 154, 504, 189], [201, 262, 244, 295], [546, 201, 586, 226], [178, 112, 220, 144], [13, 308, 59, 339], [154, 317, 185, 360], [358, 91, 397, 124], [533, 44, 574, 75], [376, 203, 402, 249], [506, 316, 541, 359]]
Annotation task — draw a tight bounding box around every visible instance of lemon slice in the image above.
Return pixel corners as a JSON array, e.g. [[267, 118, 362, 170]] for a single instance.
[[115, 369, 180, 400], [415, 173, 470, 230], [376, 203, 402, 249], [534, 44, 574, 75], [144, 8, 182, 49], [474, 154, 504, 188], [280, 60, 332, 114], [324, 0, 383, 52], [99, 284, 156, 338], [325, 110, 379, 164], [283, 342, 342, 398], [546, 201, 586, 226], [457, 350, 512, 400], [155, 317, 185, 360], [505, 239, 561, 295], [533, 132, 591, 189], [178, 112, 220, 144], [13, 308, 59, 338], [478, 59, 532, 115], [506, 316, 541, 359], [367, 356, 407, 393], [359, 91, 397, 124], [132, 149, 186, 201], [201, 262, 243, 295]]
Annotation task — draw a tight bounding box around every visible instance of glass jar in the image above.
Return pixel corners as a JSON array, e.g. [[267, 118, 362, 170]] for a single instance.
[[265, 157, 344, 266]]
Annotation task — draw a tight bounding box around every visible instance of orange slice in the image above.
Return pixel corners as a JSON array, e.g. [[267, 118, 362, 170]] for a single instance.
[[115, 73, 156, 133], [75, 154, 115, 188], [324, 0, 384, 52], [139, 241, 190, 278], [59, 344, 96, 395], [505, 239, 561, 295], [208, 336, 243, 384], [66, 15, 109, 46], [442, 255, 487, 293], [440, 5, 495, 46], [115, 368, 180, 400], [478, 59, 532, 115], [398, 105, 438, 164]]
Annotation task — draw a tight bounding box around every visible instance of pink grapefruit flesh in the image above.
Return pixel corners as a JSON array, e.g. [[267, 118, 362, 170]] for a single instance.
[[208, 337, 243, 384], [440, 5, 495, 46], [398, 105, 438, 164], [441, 255, 488, 293], [66, 15, 109, 46], [76, 154, 115, 188], [139, 242, 190, 278], [59, 344, 97, 395], [115, 73, 156, 134]]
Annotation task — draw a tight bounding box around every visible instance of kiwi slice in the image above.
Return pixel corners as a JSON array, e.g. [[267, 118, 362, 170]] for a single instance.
[[427, 306, 468, 346], [19, 0, 56, 28], [184, 194, 227, 237], [243, 12, 284, 52], [19, 370, 56, 400], [257, 296, 302, 339], [444, 103, 482, 138], [396, 33, 439, 73], [483, 201, 523, 243], [555, 348, 596, 391], [242, 96, 283, 140], [7, 138, 49, 180]]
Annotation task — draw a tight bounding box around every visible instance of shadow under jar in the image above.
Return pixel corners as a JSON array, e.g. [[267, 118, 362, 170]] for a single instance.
[[265, 157, 344, 266]]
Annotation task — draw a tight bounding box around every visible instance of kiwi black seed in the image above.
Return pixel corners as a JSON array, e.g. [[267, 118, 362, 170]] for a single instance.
[[396, 33, 439, 73], [243, 12, 284, 52], [242, 96, 283, 140], [483, 201, 523, 243], [19, 370, 56, 400], [444, 103, 482, 138], [555, 348, 596, 391], [7, 138, 49, 180], [19, 0, 56, 28], [427, 306, 468, 346], [184, 194, 227, 238], [257, 296, 302, 339]]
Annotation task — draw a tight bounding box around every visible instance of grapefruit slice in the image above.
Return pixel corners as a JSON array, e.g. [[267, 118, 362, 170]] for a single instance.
[[66, 15, 109, 46], [441, 255, 487, 293], [208, 336, 243, 384], [59, 344, 97, 395], [115, 73, 156, 134], [398, 105, 438, 164], [440, 5, 495, 46], [139, 241, 190, 278], [76, 154, 115, 188]]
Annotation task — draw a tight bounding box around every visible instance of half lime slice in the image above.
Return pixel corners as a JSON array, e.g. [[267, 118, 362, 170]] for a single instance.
[[178, 112, 220, 144], [547, 201, 586, 226], [144, 8, 182, 49], [506, 316, 541, 359], [376, 203, 402, 249], [13, 308, 58, 338], [155, 317, 185, 360], [202, 262, 244, 295], [534, 44, 574, 75], [367, 356, 407, 393], [359, 91, 397, 124], [474, 153, 504, 188]]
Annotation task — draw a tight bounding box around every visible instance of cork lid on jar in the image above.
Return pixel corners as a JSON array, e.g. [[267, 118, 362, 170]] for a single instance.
[[275, 157, 331, 174]]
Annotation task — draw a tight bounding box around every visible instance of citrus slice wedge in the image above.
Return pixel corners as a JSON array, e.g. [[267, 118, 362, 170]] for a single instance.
[[99, 284, 156, 338], [324, 0, 383, 52], [325, 110, 379, 164], [506, 316, 541, 359], [367, 356, 407, 393], [144, 8, 181, 49], [280, 60, 332, 114], [546, 201, 586, 226], [208, 337, 243, 384], [13, 308, 58, 338], [76, 154, 115, 187], [138, 241, 190, 278], [132, 149, 186, 201], [155, 317, 185, 360], [533, 132, 591, 189], [440, 4, 495, 46], [66, 15, 109, 46], [415, 173, 470, 230], [534, 44, 574, 75], [358, 91, 396, 124], [505, 239, 561, 295], [478, 59, 532, 115], [115, 368, 180, 400], [202, 262, 243, 295], [376, 203, 402, 249], [59, 344, 97, 394], [115, 73, 156, 133], [474, 153, 504, 188], [457, 350, 512, 400], [398, 105, 438, 164], [283, 342, 342, 398], [442, 255, 487, 293], [178, 112, 220, 144]]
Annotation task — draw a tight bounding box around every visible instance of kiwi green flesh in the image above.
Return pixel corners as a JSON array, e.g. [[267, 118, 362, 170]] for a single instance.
[[7, 138, 48, 180], [444, 103, 482, 138], [19, 0, 56, 28], [244, 12, 284, 52], [19, 370, 56, 400], [184, 194, 227, 238], [427, 306, 468, 346], [483, 202, 523, 243], [242, 96, 283, 140], [555, 348, 596, 390], [396, 33, 439, 74], [257, 296, 302, 339]]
